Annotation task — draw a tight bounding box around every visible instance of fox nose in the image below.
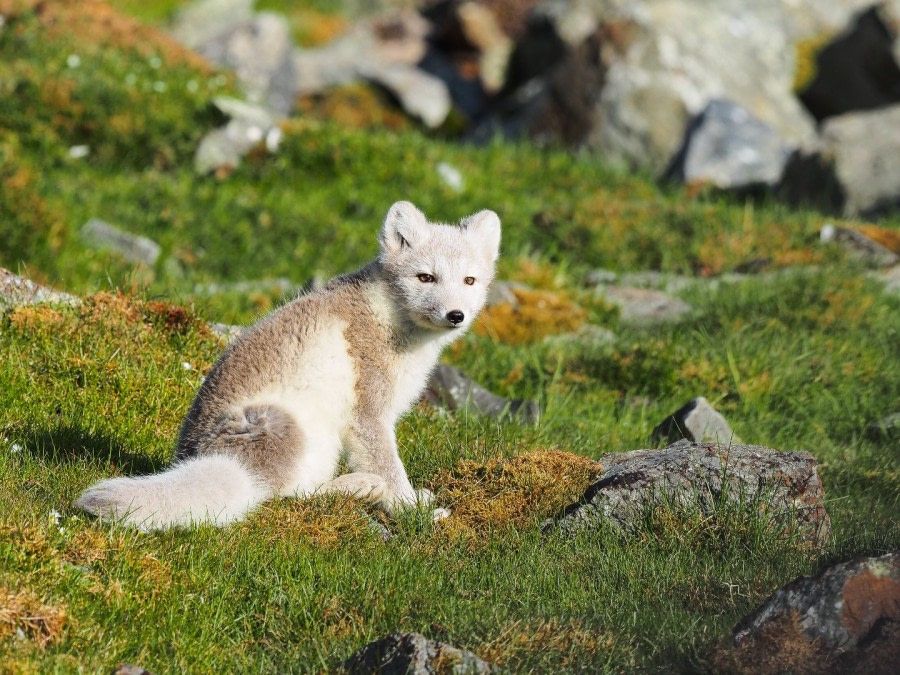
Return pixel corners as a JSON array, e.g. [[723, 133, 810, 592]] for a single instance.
[[447, 310, 465, 325]]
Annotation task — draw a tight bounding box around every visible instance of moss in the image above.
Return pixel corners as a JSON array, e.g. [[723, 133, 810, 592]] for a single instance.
[[296, 83, 412, 131], [474, 288, 587, 344], [435, 450, 601, 543]]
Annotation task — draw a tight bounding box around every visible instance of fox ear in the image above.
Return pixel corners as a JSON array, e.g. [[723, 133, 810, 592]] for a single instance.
[[460, 210, 501, 262], [380, 201, 430, 254]]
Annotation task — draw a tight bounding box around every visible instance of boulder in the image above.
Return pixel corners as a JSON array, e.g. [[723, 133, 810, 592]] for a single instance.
[[721, 552, 900, 673], [545, 440, 830, 546], [652, 397, 741, 445], [0, 268, 77, 311], [80, 219, 161, 266], [668, 99, 792, 189], [798, 5, 900, 122], [779, 104, 900, 216], [424, 364, 540, 424], [343, 632, 492, 674], [170, 1, 296, 114]]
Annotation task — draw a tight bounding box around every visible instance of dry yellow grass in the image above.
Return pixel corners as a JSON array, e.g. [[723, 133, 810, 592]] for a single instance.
[[0, 587, 67, 648]]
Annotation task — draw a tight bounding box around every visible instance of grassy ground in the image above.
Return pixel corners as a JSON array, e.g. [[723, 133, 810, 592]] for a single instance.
[[1, 1, 898, 672]]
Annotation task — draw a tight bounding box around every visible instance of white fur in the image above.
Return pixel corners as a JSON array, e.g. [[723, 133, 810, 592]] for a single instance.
[[74, 455, 270, 530]]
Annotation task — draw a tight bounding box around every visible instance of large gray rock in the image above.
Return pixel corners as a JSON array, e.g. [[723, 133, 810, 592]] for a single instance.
[[820, 224, 900, 267], [545, 441, 830, 546], [669, 99, 792, 189], [424, 364, 540, 424], [0, 268, 77, 311], [733, 552, 900, 654], [170, 1, 297, 114], [343, 632, 492, 674], [781, 104, 900, 216], [81, 219, 161, 266], [652, 397, 741, 445], [194, 97, 281, 173]]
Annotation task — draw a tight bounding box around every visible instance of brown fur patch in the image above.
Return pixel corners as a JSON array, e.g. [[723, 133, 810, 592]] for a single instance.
[[435, 450, 601, 543], [0, 587, 67, 648]]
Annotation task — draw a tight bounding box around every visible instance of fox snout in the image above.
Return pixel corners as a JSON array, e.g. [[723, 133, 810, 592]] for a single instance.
[[446, 310, 464, 325]]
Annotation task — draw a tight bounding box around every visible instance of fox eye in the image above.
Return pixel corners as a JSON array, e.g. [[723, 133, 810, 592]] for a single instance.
[[417, 273, 436, 283], [464, 276, 475, 285]]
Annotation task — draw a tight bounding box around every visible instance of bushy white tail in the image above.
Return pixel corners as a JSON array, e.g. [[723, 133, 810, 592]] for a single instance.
[[74, 454, 271, 530]]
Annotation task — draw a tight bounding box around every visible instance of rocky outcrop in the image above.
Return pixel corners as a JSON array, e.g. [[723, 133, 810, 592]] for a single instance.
[[343, 632, 493, 674], [545, 441, 830, 546], [780, 105, 900, 216], [716, 552, 900, 674]]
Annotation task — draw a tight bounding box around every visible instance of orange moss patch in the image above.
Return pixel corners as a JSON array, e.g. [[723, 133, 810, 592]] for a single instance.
[[6, 305, 65, 331], [474, 288, 587, 344], [0, 0, 213, 73], [62, 528, 124, 566], [0, 587, 67, 648], [435, 450, 601, 542], [479, 618, 622, 668], [297, 84, 411, 131], [855, 224, 900, 254], [244, 496, 376, 550]]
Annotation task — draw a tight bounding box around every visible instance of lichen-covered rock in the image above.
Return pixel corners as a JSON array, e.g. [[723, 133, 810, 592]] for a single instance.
[[652, 396, 741, 444], [343, 632, 492, 674], [0, 268, 77, 311], [594, 285, 693, 324], [734, 552, 900, 651], [714, 553, 900, 673], [820, 224, 900, 267], [545, 441, 830, 546]]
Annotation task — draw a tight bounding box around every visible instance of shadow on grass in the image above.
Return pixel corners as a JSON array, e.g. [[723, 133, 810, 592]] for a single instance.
[[15, 423, 165, 475]]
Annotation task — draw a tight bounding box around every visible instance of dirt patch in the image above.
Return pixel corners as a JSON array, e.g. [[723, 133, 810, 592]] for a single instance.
[[435, 450, 601, 543]]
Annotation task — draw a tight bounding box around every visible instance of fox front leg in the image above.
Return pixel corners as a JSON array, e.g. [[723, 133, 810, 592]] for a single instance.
[[343, 422, 448, 519]]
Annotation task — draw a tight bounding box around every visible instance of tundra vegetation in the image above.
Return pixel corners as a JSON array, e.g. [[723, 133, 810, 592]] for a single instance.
[[0, 1, 898, 671]]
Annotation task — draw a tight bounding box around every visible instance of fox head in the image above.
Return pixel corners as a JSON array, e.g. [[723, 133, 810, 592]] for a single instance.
[[379, 201, 501, 333]]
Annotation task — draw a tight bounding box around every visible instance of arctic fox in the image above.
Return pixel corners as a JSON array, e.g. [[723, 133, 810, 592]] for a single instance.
[[75, 201, 501, 529]]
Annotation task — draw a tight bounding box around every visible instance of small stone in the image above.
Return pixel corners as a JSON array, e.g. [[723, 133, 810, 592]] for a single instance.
[[424, 364, 540, 424], [112, 665, 153, 675], [81, 219, 162, 266], [652, 396, 741, 445], [866, 412, 900, 441], [436, 162, 463, 192], [545, 441, 830, 546], [594, 286, 693, 324], [543, 324, 615, 351], [485, 280, 525, 307], [344, 632, 493, 674], [820, 224, 900, 267]]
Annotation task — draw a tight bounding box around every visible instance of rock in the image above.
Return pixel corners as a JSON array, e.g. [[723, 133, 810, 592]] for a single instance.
[[360, 62, 451, 128], [0, 268, 78, 311], [668, 99, 792, 189], [780, 105, 900, 216], [820, 224, 900, 267], [81, 219, 161, 266], [436, 161, 463, 192], [594, 285, 693, 324], [545, 440, 830, 546], [424, 364, 540, 424], [112, 665, 153, 675], [209, 322, 245, 343], [343, 632, 492, 674], [493, 0, 820, 173], [543, 323, 615, 351], [485, 280, 525, 307], [730, 552, 900, 667], [798, 6, 900, 123], [872, 264, 900, 295], [170, 0, 296, 114], [652, 397, 741, 445], [194, 97, 279, 173], [867, 412, 900, 441]]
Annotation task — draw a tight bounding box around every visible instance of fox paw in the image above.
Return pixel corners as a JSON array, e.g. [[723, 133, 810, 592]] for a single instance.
[[415, 488, 435, 507]]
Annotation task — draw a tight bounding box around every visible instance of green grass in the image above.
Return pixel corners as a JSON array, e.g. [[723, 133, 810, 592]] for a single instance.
[[1, 1, 899, 671]]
